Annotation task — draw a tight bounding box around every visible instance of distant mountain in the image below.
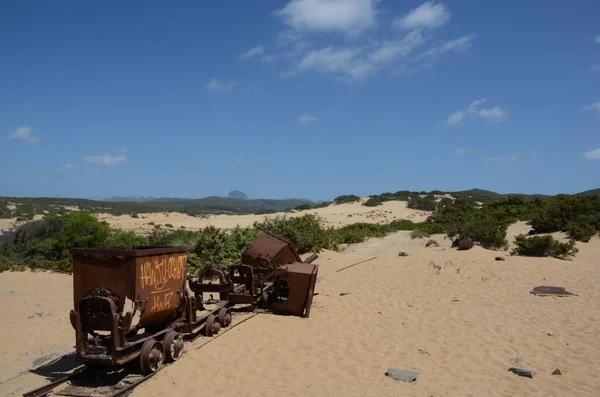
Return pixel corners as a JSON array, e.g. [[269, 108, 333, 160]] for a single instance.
[[105, 196, 158, 202], [228, 190, 249, 200], [576, 188, 600, 196]]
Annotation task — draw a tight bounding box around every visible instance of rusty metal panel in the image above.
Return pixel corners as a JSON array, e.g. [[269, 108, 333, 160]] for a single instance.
[[272, 262, 318, 317], [135, 252, 188, 327], [70, 246, 188, 326], [71, 254, 135, 312], [241, 232, 301, 269]]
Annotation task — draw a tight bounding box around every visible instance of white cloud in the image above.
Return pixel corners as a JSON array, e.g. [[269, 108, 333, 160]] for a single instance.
[[483, 154, 517, 161], [285, 30, 426, 81], [261, 55, 277, 64], [583, 148, 600, 160], [446, 111, 465, 126], [446, 98, 507, 126], [274, 0, 378, 37], [84, 153, 127, 167], [478, 106, 506, 121], [65, 163, 77, 170], [269, 1, 473, 83], [394, 1, 450, 30], [206, 78, 237, 92], [584, 102, 600, 115], [590, 64, 600, 72], [596, 35, 600, 44], [369, 31, 425, 63], [239, 45, 265, 60], [299, 113, 318, 123], [112, 148, 128, 154], [5, 126, 41, 144], [285, 46, 358, 77], [456, 147, 465, 156], [417, 33, 476, 60]]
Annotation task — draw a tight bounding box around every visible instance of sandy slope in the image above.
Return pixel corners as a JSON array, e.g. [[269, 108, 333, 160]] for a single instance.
[[1, 200, 429, 234], [96, 199, 431, 233], [1, 224, 599, 397]]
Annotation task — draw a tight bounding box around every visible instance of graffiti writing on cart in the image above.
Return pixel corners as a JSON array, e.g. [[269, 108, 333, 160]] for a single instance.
[[139, 254, 186, 314]]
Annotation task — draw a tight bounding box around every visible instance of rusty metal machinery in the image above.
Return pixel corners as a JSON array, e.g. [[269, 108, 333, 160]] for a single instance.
[[66, 232, 319, 377], [188, 232, 319, 317], [68, 246, 231, 375]]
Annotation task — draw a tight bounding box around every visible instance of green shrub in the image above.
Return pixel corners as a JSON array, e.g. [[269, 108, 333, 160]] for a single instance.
[[443, 212, 508, 249], [334, 195, 360, 205], [253, 214, 334, 254], [165, 223, 174, 228], [511, 235, 578, 259], [295, 204, 313, 211], [334, 223, 388, 244], [568, 216, 597, 242], [154, 224, 161, 230], [105, 230, 149, 247], [529, 194, 600, 240], [314, 201, 332, 209], [131, 213, 140, 218], [388, 219, 424, 231], [407, 196, 437, 211], [364, 197, 383, 207], [148, 221, 155, 225]]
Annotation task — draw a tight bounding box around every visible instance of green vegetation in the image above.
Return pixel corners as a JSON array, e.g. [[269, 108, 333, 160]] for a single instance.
[[0, 212, 403, 274], [529, 194, 600, 240], [165, 223, 174, 228], [0, 212, 148, 273], [407, 195, 437, 211], [363, 197, 383, 207], [334, 195, 360, 204], [0, 195, 316, 218], [294, 204, 313, 211], [511, 235, 578, 259], [2, 189, 598, 274], [388, 219, 425, 231]]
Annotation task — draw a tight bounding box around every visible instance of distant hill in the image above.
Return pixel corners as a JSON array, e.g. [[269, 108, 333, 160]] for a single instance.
[[1, 195, 317, 219], [228, 190, 249, 200], [576, 188, 600, 196]]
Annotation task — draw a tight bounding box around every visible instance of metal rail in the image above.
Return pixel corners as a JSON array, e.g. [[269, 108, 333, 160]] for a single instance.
[[22, 312, 259, 397]]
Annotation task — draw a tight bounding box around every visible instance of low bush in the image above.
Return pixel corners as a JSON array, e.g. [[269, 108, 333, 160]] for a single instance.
[[568, 216, 598, 242], [334, 195, 360, 205], [511, 235, 578, 259], [334, 223, 388, 244], [165, 223, 174, 228], [407, 196, 437, 211], [295, 204, 313, 211], [388, 219, 424, 231], [314, 201, 332, 209], [443, 212, 508, 249], [363, 197, 383, 207]]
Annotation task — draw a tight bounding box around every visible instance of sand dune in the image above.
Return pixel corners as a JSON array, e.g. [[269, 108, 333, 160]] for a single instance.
[[95, 199, 431, 234], [1, 225, 599, 397]]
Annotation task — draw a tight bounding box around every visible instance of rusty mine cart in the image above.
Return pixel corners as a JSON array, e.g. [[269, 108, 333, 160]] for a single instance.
[[68, 232, 319, 375], [189, 231, 319, 317]]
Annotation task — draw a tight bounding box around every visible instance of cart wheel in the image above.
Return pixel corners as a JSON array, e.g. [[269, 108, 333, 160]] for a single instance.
[[217, 307, 229, 327], [224, 313, 232, 327], [163, 330, 184, 362], [205, 314, 216, 337], [139, 338, 164, 375]]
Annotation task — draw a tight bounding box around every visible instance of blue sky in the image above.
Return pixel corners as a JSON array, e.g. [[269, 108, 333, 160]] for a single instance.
[[1, 0, 599, 201]]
